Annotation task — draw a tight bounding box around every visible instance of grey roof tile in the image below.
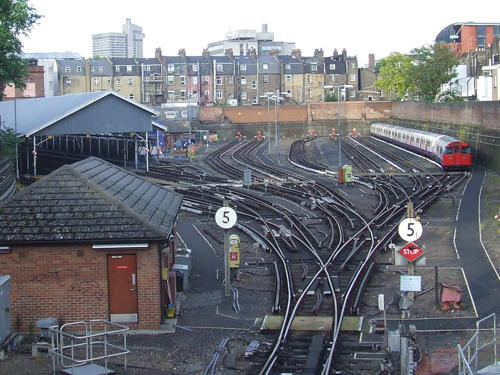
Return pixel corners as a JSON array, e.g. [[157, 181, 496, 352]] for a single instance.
[[0, 157, 183, 245]]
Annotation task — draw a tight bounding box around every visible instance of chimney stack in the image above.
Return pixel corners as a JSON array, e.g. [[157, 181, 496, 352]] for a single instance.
[[225, 48, 234, 58], [368, 54, 375, 69], [314, 48, 324, 59], [155, 47, 162, 60], [250, 47, 257, 59], [342, 48, 347, 58], [333, 48, 338, 56], [262, 23, 268, 33], [178, 48, 186, 58], [202, 48, 211, 59], [291, 49, 302, 59]]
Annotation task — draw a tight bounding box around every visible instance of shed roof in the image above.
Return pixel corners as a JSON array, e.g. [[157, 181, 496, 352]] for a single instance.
[[0, 91, 156, 137], [0, 157, 183, 245]]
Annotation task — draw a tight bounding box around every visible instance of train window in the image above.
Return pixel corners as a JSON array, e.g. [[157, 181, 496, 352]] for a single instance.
[[444, 146, 453, 154], [461, 145, 471, 154], [454, 145, 460, 153]]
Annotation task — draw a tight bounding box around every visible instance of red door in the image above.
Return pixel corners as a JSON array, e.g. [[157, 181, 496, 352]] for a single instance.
[[107, 254, 138, 323]]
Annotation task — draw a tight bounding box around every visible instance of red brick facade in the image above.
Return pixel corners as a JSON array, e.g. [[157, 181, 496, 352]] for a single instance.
[[0, 243, 161, 331]]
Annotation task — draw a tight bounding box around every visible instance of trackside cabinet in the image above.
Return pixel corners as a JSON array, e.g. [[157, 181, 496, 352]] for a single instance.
[[0, 275, 11, 345]]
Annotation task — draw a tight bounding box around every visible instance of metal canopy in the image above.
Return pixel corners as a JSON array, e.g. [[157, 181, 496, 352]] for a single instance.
[[0, 91, 156, 137]]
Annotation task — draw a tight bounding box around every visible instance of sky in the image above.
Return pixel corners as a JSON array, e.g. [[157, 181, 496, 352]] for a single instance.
[[20, 0, 500, 67]]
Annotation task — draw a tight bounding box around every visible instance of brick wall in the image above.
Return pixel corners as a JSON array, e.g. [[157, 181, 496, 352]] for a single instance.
[[200, 106, 223, 122], [222, 105, 308, 123], [309, 101, 392, 121], [391, 101, 500, 129], [0, 243, 161, 331]]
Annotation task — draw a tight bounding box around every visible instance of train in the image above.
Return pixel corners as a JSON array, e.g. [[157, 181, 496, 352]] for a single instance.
[[370, 123, 472, 170]]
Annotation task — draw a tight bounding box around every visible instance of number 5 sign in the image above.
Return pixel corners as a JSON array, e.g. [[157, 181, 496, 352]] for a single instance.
[[215, 207, 237, 229], [398, 218, 423, 242]]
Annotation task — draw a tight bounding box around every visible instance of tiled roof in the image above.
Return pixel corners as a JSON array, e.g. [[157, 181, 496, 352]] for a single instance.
[[0, 157, 183, 245]]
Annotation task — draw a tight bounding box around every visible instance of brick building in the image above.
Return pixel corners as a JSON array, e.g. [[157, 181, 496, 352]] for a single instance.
[[3, 59, 45, 99], [0, 157, 183, 330]]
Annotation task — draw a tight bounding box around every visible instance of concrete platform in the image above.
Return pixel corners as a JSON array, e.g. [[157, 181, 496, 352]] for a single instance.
[[61, 364, 114, 375]]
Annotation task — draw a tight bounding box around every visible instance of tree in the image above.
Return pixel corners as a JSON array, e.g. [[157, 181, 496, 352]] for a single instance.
[[325, 93, 338, 102], [375, 52, 414, 100], [0, 128, 19, 171], [409, 44, 459, 101], [0, 0, 41, 100]]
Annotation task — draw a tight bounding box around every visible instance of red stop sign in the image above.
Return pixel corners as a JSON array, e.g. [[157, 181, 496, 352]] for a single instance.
[[398, 242, 425, 262]]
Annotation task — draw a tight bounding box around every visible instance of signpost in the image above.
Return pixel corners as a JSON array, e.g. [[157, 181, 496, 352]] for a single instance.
[[215, 204, 237, 296], [398, 218, 423, 242], [398, 242, 425, 263]]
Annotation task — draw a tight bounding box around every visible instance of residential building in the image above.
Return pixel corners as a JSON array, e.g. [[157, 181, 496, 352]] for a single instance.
[[436, 22, 500, 56], [235, 52, 257, 106], [137, 53, 164, 105], [186, 54, 213, 106], [92, 18, 145, 58], [3, 59, 44, 99], [358, 54, 381, 101], [23, 52, 83, 97], [303, 49, 325, 103], [57, 59, 88, 95], [213, 53, 236, 105], [110, 58, 142, 101], [280, 53, 305, 103], [324, 49, 358, 100], [207, 24, 295, 56], [165, 51, 189, 105], [256, 54, 281, 104], [89, 58, 114, 93]]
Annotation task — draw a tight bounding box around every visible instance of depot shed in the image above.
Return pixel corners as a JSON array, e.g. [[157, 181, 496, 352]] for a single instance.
[[0, 157, 183, 330]]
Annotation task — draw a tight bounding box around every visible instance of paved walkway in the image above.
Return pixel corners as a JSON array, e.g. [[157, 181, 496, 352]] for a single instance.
[[389, 167, 500, 331]]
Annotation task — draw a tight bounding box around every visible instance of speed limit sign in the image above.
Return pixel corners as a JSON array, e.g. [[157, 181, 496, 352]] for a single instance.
[[398, 218, 423, 242], [215, 207, 237, 229]]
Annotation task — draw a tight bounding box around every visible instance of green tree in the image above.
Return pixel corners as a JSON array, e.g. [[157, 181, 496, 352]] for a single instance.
[[0, 128, 19, 171], [0, 0, 41, 100], [409, 44, 459, 101], [325, 93, 338, 102], [375, 52, 414, 100]]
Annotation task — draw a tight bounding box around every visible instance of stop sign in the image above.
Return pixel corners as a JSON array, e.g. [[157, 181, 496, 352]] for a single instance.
[[398, 242, 425, 262]]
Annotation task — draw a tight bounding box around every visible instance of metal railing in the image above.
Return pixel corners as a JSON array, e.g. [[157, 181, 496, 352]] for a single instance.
[[457, 313, 497, 375], [49, 320, 129, 375]]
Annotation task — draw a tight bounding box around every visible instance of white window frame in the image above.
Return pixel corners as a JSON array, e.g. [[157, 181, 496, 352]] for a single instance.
[[146, 65, 151, 71], [216, 89, 223, 99], [65, 77, 71, 86], [180, 76, 186, 85], [216, 76, 222, 85], [127, 65, 132, 72], [251, 80, 256, 89], [240, 64, 247, 71], [167, 75, 174, 85], [180, 90, 186, 100], [311, 64, 318, 71], [99, 66, 104, 73], [91, 66, 95, 73], [241, 91, 247, 100], [263, 75, 269, 84], [93, 77, 99, 86], [350, 89, 356, 98], [115, 66, 120, 73], [192, 64, 199, 72], [329, 64, 336, 70], [252, 97, 258, 104], [307, 88, 312, 99], [285, 64, 291, 70], [286, 75, 292, 82], [350, 74, 356, 82], [217, 64, 223, 72], [129, 93, 134, 100], [192, 76, 198, 85], [64, 66, 70, 73], [167, 64, 174, 72], [128, 78, 133, 86], [307, 75, 312, 84], [116, 78, 122, 86], [241, 76, 246, 85], [145, 93, 151, 102], [262, 63, 269, 70], [76, 66, 82, 73]]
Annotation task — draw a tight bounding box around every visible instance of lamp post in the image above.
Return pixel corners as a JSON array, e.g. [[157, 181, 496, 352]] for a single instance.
[[260, 89, 288, 164], [324, 84, 353, 167]]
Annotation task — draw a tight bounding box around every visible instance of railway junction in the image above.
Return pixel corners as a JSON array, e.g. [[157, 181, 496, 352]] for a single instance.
[[0, 93, 499, 375]]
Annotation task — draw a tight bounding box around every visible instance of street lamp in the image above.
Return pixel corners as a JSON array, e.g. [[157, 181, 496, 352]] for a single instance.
[[324, 84, 353, 167], [260, 90, 288, 164]]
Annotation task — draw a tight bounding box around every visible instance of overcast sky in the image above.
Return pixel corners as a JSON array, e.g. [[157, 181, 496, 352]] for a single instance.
[[21, 0, 500, 66]]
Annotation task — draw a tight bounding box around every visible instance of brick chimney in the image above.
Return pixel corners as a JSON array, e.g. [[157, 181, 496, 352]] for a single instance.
[[250, 47, 257, 59], [202, 48, 211, 59], [155, 47, 162, 60], [342, 48, 347, 58], [314, 48, 324, 60], [291, 49, 302, 59], [333, 48, 338, 56], [178, 48, 186, 58], [368, 54, 375, 69], [225, 48, 234, 58], [269, 49, 280, 58]]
